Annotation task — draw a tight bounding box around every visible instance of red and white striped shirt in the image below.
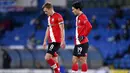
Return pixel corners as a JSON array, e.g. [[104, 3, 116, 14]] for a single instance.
[[48, 12, 64, 43], [75, 13, 92, 45]]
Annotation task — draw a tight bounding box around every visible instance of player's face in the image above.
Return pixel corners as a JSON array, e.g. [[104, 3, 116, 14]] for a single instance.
[[43, 8, 51, 16], [72, 7, 78, 15]]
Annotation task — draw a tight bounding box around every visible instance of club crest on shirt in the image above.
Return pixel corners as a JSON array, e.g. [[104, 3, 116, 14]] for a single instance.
[[52, 18, 54, 22], [78, 20, 80, 23]]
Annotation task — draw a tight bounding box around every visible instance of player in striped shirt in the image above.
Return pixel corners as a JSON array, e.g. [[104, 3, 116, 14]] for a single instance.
[[71, 1, 92, 73], [42, 3, 65, 73]]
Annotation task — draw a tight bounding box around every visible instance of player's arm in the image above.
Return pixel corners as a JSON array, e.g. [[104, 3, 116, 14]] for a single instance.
[[84, 19, 92, 36], [80, 17, 92, 36], [58, 15, 65, 49], [43, 27, 49, 49], [59, 22, 65, 43], [59, 22, 66, 49]]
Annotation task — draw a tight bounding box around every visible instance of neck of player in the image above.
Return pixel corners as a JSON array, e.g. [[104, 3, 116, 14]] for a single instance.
[[50, 10, 55, 16], [78, 11, 83, 16]]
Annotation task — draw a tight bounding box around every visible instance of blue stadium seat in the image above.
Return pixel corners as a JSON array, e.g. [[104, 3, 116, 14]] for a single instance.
[[114, 59, 121, 69], [35, 30, 45, 45], [120, 58, 127, 69]]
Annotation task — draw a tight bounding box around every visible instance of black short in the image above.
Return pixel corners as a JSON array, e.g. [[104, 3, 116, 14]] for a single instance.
[[47, 42, 60, 56], [73, 42, 89, 57]]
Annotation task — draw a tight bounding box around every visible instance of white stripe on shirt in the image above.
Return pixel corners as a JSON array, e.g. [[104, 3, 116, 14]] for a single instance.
[[48, 16, 56, 42], [76, 16, 80, 45]]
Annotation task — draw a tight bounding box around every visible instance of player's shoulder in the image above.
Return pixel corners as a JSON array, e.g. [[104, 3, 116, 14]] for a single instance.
[[54, 12, 63, 17], [79, 13, 88, 20], [81, 13, 87, 18]]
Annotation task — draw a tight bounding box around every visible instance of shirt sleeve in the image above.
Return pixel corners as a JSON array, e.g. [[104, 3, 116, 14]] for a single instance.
[[80, 17, 88, 25], [57, 14, 64, 25], [81, 17, 92, 36], [85, 20, 92, 36]]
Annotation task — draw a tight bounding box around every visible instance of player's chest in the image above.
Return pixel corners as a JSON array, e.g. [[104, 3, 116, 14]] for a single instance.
[[76, 19, 82, 26], [48, 17, 57, 24]]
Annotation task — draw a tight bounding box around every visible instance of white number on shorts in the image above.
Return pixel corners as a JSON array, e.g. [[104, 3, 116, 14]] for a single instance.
[[49, 44, 54, 51], [77, 47, 82, 54]]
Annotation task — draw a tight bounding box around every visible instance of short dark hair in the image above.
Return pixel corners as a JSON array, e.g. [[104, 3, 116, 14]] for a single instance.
[[72, 1, 83, 10], [42, 2, 53, 9]]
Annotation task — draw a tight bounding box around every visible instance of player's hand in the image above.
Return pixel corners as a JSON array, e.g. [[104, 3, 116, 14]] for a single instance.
[[60, 41, 66, 49], [43, 42, 47, 50]]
